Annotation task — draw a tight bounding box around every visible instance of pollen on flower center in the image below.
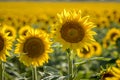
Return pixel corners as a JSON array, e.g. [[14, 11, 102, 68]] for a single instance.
[[23, 37, 45, 58], [0, 36, 4, 51], [60, 21, 85, 43]]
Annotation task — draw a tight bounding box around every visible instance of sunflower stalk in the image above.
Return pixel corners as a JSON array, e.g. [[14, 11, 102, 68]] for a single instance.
[[0, 61, 4, 80], [66, 49, 74, 80], [32, 67, 38, 80]]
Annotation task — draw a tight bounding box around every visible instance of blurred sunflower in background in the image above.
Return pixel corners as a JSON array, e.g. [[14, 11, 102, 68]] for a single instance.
[[0, 27, 12, 61], [15, 28, 53, 67], [52, 9, 96, 53], [91, 42, 102, 56], [97, 17, 110, 28], [77, 44, 94, 58], [105, 28, 120, 44], [2, 24, 16, 41], [18, 25, 32, 36]]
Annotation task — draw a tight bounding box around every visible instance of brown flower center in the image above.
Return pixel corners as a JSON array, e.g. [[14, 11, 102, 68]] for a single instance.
[[102, 72, 114, 80], [0, 36, 4, 51], [60, 21, 85, 43], [23, 37, 45, 58]]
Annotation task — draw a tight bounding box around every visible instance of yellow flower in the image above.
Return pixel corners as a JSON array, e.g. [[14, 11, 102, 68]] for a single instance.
[[0, 27, 12, 61], [18, 25, 32, 36], [15, 28, 53, 67], [101, 66, 120, 80], [77, 44, 94, 58], [91, 42, 102, 56], [52, 9, 96, 53], [2, 24, 16, 41], [105, 28, 120, 44]]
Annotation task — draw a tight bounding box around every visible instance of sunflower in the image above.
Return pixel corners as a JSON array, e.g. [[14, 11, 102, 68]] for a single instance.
[[77, 44, 94, 58], [15, 28, 53, 67], [91, 42, 102, 56], [101, 66, 120, 80], [2, 24, 16, 41], [52, 9, 96, 53], [0, 27, 12, 61], [105, 28, 120, 44], [18, 25, 32, 36]]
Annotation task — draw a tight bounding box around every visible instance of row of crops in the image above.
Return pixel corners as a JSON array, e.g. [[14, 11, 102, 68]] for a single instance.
[[0, 2, 120, 80]]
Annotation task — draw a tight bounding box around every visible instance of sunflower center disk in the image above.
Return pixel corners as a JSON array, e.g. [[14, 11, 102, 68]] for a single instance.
[[60, 22, 85, 43], [0, 36, 4, 51], [23, 37, 44, 58], [102, 72, 114, 79]]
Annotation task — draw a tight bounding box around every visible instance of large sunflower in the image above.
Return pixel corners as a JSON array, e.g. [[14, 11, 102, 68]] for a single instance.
[[0, 27, 12, 61], [52, 9, 96, 52], [15, 28, 53, 67]]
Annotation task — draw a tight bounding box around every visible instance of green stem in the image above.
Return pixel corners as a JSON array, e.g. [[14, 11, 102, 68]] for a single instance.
[[0, 61, 4, 80], [32, 67, 37, 80], [67, 49, 73, 80]]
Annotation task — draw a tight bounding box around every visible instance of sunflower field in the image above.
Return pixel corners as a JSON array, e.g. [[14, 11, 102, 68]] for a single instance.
[[0, 1, 120, 80]]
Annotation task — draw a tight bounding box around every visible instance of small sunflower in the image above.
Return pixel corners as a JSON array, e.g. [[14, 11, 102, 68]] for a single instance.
[[18, 25, 32, 36], [15, 28, 53, 67], [52, 9, 96, 53], [91, 42, 102, 56], [105, 28, 120, 44], [77, 44, 94, 58], [0, 27, 12, 61], [101, 66, 120, 80], [2, 24, 16, 41]]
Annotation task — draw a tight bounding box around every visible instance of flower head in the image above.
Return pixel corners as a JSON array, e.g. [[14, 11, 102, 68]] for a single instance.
[[52, 9, 96, 53], [15, 28, 53, 67]]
